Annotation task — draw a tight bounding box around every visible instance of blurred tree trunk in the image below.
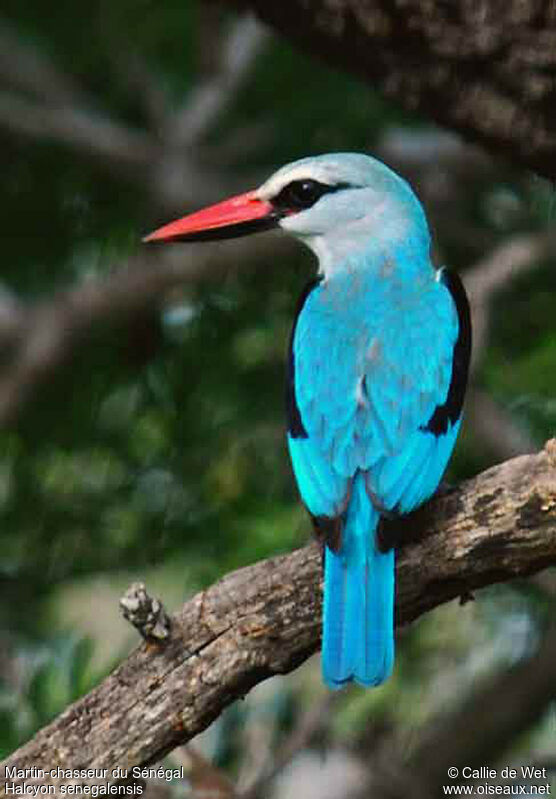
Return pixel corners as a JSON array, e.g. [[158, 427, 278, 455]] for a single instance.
[[226, 0, 556, 180]]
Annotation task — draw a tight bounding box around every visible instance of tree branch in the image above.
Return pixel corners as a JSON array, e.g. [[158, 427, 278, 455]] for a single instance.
[[106, 48, 172, 132], [0, 17, 160, 180], [358, 622, 556, 799], [169, 15, 269, 148], [466, 231, 556, 370], [408, 623, 556, 798], [0, 234, 293, 425], [0, 14, 268, 213], [224, 0, 556, 181], [0, 17, 85, 106], [456, 232, 556, 461], [239, 694, 336, 799], [0, 90, 156, 176], [2, 439, 556, 791]]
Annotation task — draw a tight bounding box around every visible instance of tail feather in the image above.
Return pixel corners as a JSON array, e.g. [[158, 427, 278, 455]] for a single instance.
[[322, 476, 395, 688]]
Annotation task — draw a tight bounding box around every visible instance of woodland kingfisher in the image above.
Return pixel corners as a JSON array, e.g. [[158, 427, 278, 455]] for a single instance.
[[144, 153, 472, 689]]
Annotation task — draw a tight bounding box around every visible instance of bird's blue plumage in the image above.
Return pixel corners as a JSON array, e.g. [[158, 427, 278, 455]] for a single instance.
[[322, 475, 394, 686], [149, 150, 470, 691], [284, 156, 470, 688], [288, 260, 463, 687]]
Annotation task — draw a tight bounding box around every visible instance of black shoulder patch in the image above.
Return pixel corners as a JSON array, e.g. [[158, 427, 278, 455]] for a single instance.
[[286, 276, 322, 438], [423, 269, 472, 436], [311, 513, 344, 553]]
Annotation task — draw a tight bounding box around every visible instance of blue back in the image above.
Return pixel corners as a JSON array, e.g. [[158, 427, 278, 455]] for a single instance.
[[287, 242, 466, 687], [288, 255, 460, 514]]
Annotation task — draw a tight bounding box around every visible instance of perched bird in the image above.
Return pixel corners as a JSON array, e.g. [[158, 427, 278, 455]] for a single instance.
[[144, 153, 471, 689]]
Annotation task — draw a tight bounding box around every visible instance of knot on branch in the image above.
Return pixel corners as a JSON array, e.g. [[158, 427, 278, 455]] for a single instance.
[[120, 581, 171, 642]]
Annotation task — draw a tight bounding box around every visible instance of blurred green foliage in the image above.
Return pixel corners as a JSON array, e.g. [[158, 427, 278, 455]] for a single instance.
[[1, 0, 556, 779]]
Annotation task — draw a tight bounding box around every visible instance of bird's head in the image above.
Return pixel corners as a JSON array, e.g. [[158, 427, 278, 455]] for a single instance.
[[144, 153, 430, 274]]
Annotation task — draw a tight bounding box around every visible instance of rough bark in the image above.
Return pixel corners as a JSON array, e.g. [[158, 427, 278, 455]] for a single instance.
[[2, 440, 556, 792], [224, 0, 556, 181]]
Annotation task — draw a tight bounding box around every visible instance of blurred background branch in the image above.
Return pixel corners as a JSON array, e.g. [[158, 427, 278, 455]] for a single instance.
[[168, 14, 269, 148], [358, 621, 556, 799], [227, 0, 556, 180]]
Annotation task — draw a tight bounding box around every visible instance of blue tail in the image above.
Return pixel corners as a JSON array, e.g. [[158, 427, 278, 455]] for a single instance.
[[322, 475, 395, 689]]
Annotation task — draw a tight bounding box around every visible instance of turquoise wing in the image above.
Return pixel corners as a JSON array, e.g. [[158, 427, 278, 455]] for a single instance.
[[287, 268, 469, 523], [286, 267, 470, 688]]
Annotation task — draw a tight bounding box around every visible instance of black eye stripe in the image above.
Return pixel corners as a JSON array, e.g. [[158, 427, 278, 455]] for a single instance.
[[272, 179, 351, 213]]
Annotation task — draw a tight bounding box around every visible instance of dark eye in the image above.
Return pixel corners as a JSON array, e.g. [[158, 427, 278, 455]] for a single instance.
[[287, 180, 324, 208], [273, 179, 331, 211]]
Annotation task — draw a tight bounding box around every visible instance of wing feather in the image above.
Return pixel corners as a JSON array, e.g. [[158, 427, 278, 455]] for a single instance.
[[288, 267, 465, 520]]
